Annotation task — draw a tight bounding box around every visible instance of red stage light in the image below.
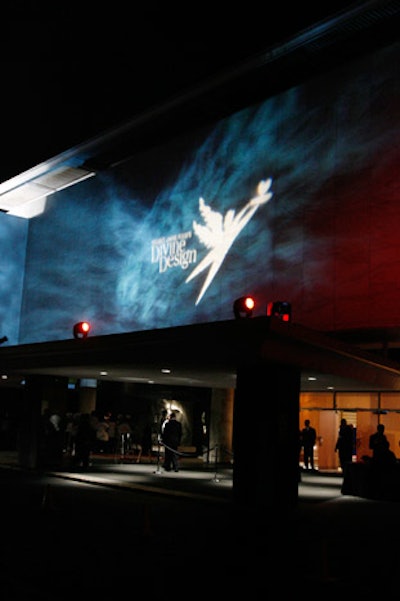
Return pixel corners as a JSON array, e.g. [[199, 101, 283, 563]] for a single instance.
[[267, 301, 291, 322], [233, 296, 255, 319], [73, 321, 91, 339]]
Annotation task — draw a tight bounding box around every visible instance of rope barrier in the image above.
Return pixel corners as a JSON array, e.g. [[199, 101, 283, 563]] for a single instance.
[[153, 441, 234, 482], [114, 433, 142, 464]]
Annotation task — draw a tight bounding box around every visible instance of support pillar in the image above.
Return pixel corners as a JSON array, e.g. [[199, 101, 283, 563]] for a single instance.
[[232, 363, 300, 510], [78, 385, 97, 415], [17, 376, 45, 469], [209, 387, 234, 464]]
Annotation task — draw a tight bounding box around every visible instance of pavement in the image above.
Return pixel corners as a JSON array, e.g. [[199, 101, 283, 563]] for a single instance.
[[1, 454, 400, 596], [50, 456, 235, 503]]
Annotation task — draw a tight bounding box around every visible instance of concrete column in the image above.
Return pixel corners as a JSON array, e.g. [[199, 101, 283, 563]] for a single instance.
[[17, 375, 45, 469], [209, 388, 234, 464], [78, 385, 97, 414], [232, 363, 300, 509]]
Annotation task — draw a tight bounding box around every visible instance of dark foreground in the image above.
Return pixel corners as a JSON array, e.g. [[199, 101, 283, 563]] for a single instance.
[[1, 464, 400, 598]]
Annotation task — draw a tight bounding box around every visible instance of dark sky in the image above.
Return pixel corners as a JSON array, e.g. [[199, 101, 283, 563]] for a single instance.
[[1, 2, 359, 183]]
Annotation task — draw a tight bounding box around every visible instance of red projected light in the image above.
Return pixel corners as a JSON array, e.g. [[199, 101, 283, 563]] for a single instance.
[[267, 301, 291, 322], [233, 296, 255, 319], [73, 321, 91, 339]]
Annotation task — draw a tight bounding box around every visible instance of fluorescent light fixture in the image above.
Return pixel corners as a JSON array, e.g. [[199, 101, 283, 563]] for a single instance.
[[0, 164, 95, 218]]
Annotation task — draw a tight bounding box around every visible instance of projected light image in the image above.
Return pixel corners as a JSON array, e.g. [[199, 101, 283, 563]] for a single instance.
[[0, 214, 28, 345], [13, 41, 400, 344], [186, 179, 273, 305]]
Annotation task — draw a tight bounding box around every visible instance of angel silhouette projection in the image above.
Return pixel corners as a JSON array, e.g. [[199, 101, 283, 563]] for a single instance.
[[186, 178, 273, 305]]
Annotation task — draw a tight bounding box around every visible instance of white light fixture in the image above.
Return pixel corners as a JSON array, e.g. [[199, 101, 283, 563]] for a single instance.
[[0, 163, 95, 218]]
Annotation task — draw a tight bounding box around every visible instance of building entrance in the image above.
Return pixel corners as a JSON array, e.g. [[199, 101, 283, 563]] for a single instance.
[[300, 391, 400, 471]]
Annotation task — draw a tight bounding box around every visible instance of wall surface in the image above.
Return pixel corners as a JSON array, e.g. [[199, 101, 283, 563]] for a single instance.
[[0, 213, 27, 345], [2, 40, 397, 345]]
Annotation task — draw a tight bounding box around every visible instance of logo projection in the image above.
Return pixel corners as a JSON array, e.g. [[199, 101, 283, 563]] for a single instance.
[[188, 178, 273, 304], [151, 178, 273, 305]]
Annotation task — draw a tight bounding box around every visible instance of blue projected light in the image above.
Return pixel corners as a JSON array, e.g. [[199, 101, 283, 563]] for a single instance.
[[10, 41, 400, 344]]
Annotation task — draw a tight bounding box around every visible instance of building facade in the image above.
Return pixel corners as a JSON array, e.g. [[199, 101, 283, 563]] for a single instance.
[[0, 4, 399, 502]]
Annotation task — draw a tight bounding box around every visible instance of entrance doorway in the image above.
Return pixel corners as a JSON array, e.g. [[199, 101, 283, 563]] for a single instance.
[[300, 410, 357, 471]]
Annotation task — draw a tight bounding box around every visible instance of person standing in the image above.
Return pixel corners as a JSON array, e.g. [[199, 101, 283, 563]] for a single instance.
[[369, 423, 395, 464], [301, 419, 317, 470], [161, 412, 182, 472], [335, 418, 354, 470]]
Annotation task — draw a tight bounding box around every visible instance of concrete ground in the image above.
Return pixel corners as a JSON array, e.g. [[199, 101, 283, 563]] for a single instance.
[[1, 456, 399, 597]]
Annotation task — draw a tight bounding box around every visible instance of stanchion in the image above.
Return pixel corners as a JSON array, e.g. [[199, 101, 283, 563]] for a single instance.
[[153, 442, 163, 474], [213, 444, 220, 482], [114, 433, 123, 464]]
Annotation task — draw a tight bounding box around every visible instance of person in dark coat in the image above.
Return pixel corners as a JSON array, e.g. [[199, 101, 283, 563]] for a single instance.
[[369, 423, 396, 465], [161, 412, 182, 472], [301, 419, 317, 470], [335, 418, 354, 470]]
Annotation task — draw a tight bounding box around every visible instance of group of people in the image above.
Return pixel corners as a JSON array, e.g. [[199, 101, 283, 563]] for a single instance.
[[41, 410, 153, 468], [300, 417, 397, 471], [39, 407, 185, 471]]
